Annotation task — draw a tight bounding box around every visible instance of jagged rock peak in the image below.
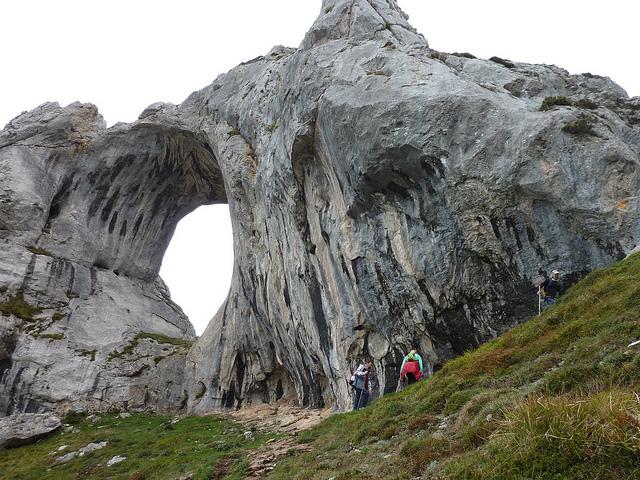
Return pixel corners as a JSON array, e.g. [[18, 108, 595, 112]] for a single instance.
[[301, 0, 427, 49]]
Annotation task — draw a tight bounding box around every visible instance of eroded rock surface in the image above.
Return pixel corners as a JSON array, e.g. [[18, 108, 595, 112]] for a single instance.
[[0, 103, 215, 414], [1, 0, 639, 413], [0, 413, 61, 448]]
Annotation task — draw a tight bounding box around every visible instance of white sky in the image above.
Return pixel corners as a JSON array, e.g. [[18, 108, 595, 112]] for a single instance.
[[1, 1, 638, 335]]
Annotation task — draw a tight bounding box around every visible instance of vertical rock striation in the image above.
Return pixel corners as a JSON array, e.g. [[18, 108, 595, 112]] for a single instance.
[[1, 0, 639, 413], [0, 102, 223, 414]]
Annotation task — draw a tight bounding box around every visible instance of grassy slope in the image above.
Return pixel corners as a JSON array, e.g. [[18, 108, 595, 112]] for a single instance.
[[269, 254, 640, 480], [0, 413, 277, 480], [2, 255, 639, 480]]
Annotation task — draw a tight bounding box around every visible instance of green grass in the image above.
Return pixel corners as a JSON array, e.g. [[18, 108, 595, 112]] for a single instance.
[[108, 332, 194, 361], [443, 390, 640, 479], [0, 413, 277, 480], [540, 96, 599, 112], [0, 293, 43, 321], [540, 96, 573, 111], [268, 253, 640, 479], [4, 255, 640, 480]]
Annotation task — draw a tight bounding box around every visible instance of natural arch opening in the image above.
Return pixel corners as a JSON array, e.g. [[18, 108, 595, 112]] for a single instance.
[[160, 204, 234, 335]]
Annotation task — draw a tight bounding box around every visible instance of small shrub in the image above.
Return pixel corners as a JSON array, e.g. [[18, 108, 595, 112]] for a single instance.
[[451, 52, 476, 59], [0, 293, 43, 321], [136, 332, 193, 348], [540, 96, 573, 111], [562, 117, 597, 136], [32, 332, 65, 341], [489, 56, 515, 69], [575, 98, 598, 110], [77, 349, 97, 361], [27, 246, 54, 256], [108, 332, 193, 361], [65, 290, 79, 300]]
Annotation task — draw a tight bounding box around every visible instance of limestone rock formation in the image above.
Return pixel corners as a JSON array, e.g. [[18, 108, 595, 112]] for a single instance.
[[0, 413, 61, 448], [0, 102, 209, 414], [1, 0, 639, 414]]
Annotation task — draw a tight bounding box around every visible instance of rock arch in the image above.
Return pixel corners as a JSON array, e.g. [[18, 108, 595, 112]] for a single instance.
[[0, 102, 228, 414], [1, 0, 639, 415]]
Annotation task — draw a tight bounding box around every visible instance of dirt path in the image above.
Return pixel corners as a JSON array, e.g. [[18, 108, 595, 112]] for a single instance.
[[222, 400, 333, 478]]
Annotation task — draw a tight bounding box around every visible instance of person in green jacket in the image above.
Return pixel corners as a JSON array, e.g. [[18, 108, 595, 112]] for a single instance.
[[400, 350, 424, 384]]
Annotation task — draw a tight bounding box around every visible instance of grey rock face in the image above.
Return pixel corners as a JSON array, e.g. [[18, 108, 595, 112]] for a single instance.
[[1, 0, 639, 413], [0, 413, 61, 448], [0, 103, 206, 414]]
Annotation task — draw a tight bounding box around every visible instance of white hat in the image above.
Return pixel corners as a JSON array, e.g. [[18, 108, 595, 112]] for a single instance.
[[552, 270, 560, 275]]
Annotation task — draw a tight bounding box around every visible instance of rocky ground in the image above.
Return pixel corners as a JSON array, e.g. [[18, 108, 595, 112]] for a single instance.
[[222, 399, 331, 478]]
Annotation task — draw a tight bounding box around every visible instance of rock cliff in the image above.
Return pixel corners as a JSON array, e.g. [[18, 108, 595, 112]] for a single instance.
[[1, 0, 639, 414]]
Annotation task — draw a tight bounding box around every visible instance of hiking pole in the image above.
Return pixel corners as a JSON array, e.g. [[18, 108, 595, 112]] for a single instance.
[[538, 285, 542, 316]]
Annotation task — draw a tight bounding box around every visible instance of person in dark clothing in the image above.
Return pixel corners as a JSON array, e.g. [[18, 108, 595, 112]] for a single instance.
[[351, 361, 373, 410], [540, 270, 562, 305]]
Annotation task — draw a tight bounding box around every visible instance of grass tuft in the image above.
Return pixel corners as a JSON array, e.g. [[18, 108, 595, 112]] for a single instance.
[[27, 246, 54, 256], [575, 98, 598, 110], [489, 56, 515, 68], [108, 332, 193, 361], [451, 52, 476, 59], [562, 117, 598, 136], [540, 96, 599, 112], [540, 96, 573, 111], [0, 293, 43, 321]]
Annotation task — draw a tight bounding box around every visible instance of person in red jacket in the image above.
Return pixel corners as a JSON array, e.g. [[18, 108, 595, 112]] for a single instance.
[[400, 350, 423, 385]]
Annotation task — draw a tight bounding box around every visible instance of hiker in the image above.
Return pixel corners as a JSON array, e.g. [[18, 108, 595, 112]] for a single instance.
[[400, 350, 423, 386], [539, 270, 562, 307], [350, 360, 373, 410]]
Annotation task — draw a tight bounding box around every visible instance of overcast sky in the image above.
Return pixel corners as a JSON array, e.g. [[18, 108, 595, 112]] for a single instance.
[[2, 1, 638, 335]]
